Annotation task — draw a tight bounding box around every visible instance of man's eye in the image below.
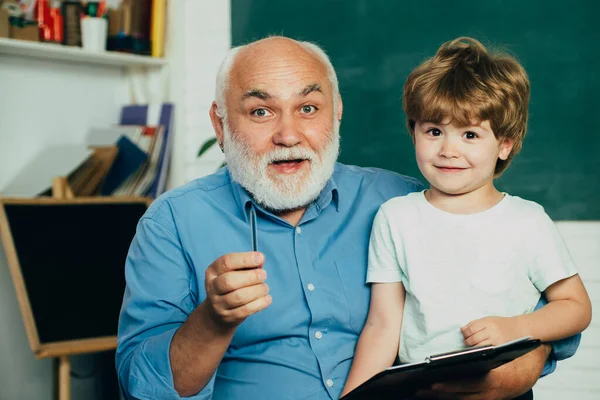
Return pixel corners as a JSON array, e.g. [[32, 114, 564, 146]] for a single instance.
[[464, 131, 478, 139], [300, 105, 317, 114], [427, 128, 442, 136], [252, 109, 272, 117]]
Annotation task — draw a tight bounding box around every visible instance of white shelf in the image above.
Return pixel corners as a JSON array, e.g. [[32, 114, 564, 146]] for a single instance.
[[0, 37, 167, 68]]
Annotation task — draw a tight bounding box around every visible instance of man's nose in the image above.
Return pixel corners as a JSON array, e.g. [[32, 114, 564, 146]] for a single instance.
[[273, 113, 303, 147]]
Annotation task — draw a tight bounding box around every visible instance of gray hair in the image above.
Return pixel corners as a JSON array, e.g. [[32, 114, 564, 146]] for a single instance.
[[214, 38, 340, 120]]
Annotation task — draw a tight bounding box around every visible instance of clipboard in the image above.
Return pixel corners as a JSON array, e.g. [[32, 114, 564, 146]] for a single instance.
[[342, 337, 541, 400]]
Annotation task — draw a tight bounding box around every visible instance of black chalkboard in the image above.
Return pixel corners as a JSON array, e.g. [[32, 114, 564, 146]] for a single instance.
[[232, 0, 600, 220], [1, 200, 147, 345]]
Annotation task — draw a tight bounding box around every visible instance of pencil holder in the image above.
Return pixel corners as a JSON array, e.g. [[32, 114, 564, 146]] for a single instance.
[[80, 17, 107, 52]]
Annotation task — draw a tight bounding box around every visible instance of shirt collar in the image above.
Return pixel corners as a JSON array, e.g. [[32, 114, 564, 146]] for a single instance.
[[228, 169, 340, 223]]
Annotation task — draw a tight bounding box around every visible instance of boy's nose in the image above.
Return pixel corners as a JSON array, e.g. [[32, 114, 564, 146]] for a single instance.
[[439, 140, 460, 159]]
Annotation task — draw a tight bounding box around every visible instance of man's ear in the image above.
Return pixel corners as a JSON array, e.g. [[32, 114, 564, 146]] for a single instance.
[[498, 139, 514, 160], [336, 94, 343, 122], [209, 102, 225, 146]]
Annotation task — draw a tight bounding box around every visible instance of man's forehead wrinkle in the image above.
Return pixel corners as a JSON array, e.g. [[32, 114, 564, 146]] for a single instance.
[[235, 69, 328, 98], [245, 70, 320, 86], [239, 59, 321, 80], [228, 38, 333, 104]]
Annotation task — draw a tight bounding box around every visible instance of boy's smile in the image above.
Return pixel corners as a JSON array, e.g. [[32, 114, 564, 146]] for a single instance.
[[434, 165, 468, 173]]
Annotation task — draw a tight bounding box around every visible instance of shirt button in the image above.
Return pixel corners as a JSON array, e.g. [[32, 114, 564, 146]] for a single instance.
[[307, 283, 315, 291], [315, 331, 323, 339], [296, 226, 302, 234], [326, 379, 334, 387]]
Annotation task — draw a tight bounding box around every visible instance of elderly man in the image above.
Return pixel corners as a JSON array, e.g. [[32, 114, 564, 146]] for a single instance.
[[116, 36, 578, 399]]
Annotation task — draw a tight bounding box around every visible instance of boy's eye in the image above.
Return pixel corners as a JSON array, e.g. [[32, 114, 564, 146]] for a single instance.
[[464, 131, 478, 139], [300, 105, 317, 114], [427, 128, 442, 136], [251, 108, 272, 117]]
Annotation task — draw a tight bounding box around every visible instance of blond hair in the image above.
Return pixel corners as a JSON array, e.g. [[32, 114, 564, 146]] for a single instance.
[[403, 37, 530, 176]]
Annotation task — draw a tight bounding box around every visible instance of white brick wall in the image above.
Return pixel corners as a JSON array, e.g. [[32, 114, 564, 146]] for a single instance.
[[534, 221, 600, 399], [174, 7, 599, 398], [168, 0, 229, 189]]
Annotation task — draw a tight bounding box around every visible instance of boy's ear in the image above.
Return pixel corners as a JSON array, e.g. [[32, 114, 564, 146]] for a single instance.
[[498, 139, 514, 160]]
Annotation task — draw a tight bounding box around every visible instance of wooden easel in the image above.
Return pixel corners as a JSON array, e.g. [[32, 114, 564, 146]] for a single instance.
[[47, 179, 152, 400], [52, 177, 75, 201], [0, 184, 152, 400], [52, 176, 73, 400], [56, 356, 71, 400]]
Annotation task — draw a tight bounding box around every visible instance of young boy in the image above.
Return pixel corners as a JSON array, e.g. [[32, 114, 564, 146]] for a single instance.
[[341, 37, 592, 397]]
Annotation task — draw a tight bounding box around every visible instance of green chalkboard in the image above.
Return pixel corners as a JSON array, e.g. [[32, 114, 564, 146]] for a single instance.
[[232, 0, 600, 220]]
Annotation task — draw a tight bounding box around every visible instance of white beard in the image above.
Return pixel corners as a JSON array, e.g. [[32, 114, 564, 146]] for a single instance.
[[223, 120, 340, 212]]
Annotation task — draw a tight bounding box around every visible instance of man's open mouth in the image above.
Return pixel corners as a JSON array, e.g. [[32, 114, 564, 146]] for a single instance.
[[271, 159, 308, 166], [270, 158, 310, 173]]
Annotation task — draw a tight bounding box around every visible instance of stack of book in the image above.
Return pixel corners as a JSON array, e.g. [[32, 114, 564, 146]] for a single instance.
[[1, 103, 174, 199], [107, 0, 167, 57], [95, 124, 166, 197]]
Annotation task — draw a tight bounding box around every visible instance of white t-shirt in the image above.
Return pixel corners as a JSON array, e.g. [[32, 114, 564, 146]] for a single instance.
[[366, 191, 578, 363]]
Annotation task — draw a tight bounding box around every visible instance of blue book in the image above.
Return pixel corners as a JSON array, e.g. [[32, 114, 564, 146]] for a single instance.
[[100, 135, 148, 196], [119, 103, 174, 198]]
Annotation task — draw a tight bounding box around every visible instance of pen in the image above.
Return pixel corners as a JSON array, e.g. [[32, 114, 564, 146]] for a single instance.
[[249, 206, 258, 252]]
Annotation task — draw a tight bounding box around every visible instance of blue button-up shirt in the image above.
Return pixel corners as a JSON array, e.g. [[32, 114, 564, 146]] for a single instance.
[[116, 163, 579, 399]]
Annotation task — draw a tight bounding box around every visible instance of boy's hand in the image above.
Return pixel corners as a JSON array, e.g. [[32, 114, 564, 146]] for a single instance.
[[461, 316, 524, 347]]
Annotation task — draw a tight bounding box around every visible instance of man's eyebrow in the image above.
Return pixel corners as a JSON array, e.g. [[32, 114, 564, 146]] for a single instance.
[[241, 84, 322, 100], [242, 89, 272, 101], [298, 84, 322, 97]]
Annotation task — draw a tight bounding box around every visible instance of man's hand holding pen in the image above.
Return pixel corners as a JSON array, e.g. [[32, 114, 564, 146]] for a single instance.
[[204, 252, 271, 330]]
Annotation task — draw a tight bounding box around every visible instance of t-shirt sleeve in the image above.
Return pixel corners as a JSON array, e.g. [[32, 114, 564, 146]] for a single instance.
[[528, 211, 578, 292], [366, 205, 406, 283]]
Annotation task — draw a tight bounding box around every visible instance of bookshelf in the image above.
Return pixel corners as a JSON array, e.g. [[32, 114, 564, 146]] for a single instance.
[[0, 3, 178, 400], [0, 37, 167, 68]]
